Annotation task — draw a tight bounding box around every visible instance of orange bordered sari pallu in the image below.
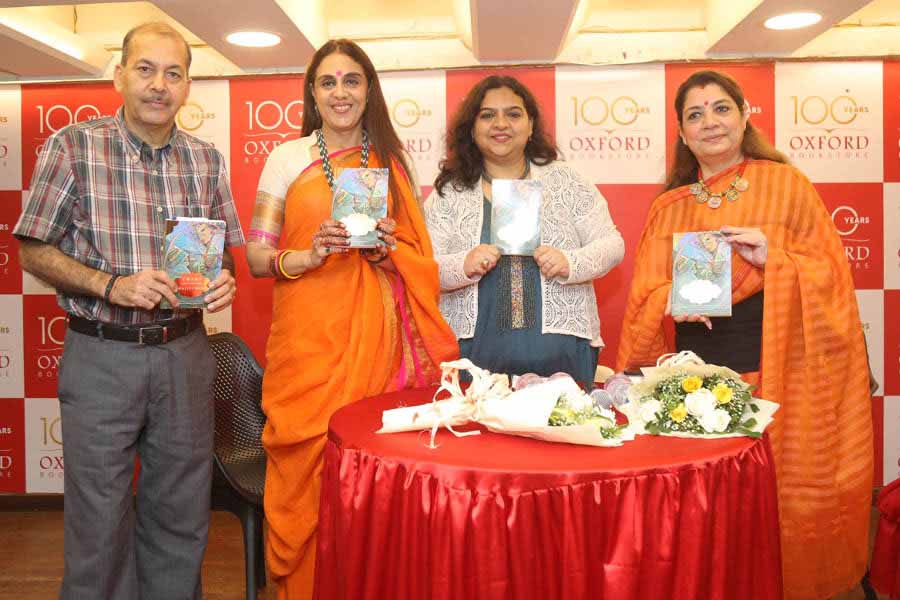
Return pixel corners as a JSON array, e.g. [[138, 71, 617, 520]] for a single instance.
[[616, 159, 873, 600], [261, 147, 458, 600]]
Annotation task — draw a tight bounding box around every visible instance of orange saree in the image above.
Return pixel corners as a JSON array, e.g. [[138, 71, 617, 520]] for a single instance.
[[616, 160, 873, 600], [261, 147, 458, 600]]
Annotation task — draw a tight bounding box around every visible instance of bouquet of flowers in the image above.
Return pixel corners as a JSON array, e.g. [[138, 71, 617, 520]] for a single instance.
[[378, 359, 634, 447], [478, 375, 632, 446], [377, 359, 510, 437], [620, 359, 778, 438]]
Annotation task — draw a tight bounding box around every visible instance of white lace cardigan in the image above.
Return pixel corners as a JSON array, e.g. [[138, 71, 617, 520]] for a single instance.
[[423, 160, 625, 347]]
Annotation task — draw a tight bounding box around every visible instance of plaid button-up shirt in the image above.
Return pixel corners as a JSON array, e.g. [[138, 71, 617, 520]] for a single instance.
[[14, 108, 244, 325]]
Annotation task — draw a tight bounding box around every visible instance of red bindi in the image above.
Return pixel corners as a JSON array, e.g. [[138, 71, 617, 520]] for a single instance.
[[336, 70, 343, 78], [704, 100, 709, 106]]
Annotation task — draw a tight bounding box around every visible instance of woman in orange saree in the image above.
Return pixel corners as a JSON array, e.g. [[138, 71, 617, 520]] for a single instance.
[[617, 71, 873, 600], [245, 40, 458, 600]]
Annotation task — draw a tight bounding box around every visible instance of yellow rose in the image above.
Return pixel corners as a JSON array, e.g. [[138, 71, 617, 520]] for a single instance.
[[669, 403, 688, 423], [713, 383, 733, 405], [681, 376, 702, 393]]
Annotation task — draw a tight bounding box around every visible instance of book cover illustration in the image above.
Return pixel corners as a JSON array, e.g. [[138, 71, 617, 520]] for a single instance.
[[160, 217, 226, 309], [490, 179, 542, 255], [331, 168, 389, 248], [671, 231, 732, 317]]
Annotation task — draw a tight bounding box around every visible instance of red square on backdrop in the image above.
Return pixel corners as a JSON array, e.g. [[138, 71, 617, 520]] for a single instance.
[[886, 291, 900, 396], [445, 68, 556, 143], [22, 296, 66, 399], [664, 64, 776, 173], [228, 77, 305, 366], [0, 399, 26, 493], [20, 84, 121, 188], [594, 183, 662, 367], [884, 61, 900, 182], [816, 183, 884, 290], [873, 395, 884, 488], [0, 190, 22, 294]]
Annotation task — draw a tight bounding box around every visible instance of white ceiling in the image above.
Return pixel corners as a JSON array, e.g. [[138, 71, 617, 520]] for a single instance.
[[0, 0, 897, 81]]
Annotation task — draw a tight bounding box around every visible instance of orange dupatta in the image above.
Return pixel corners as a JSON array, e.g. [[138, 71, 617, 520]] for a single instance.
[[261, 147, 458, 599], [616, 160, 873, 600]]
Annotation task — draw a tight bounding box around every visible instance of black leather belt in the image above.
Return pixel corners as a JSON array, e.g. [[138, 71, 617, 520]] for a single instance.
[[67, 313, 203, 345]]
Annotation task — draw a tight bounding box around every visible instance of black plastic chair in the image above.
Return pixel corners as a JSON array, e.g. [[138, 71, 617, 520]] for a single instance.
[[208, 332, 267, 600]]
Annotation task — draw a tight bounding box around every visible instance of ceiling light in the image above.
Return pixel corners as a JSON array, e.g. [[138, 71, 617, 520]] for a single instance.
[[764, 12, 822, 30], [226, 31, 281, 48]]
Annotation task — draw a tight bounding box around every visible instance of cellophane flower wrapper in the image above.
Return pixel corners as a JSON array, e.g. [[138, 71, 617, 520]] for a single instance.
[[378, 359, 634, 447], [377, 359, 506, 434], [620, 362, 779, 439], [478, 377, 635, 447]]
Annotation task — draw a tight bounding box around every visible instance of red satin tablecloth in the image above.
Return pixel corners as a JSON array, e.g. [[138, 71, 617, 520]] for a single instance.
[[314, 387, 783, 600]]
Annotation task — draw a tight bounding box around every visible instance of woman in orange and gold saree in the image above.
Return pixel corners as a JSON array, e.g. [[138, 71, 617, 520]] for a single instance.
[[616, 70, 873, 600], [245, 39, 458, 599]]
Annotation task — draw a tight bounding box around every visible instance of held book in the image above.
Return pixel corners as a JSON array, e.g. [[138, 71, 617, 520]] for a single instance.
[[671, 231, 732, 317], [490, 179, 542, 256], [331, 168, 389, 248], [160, 216, 226, 309]]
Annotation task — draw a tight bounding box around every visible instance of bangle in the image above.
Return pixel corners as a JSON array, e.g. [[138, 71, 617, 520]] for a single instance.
[[103, 274, 120, 304], [277, 250, 302, 280]]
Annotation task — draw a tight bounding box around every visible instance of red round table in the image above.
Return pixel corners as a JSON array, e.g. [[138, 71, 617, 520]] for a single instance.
[[314, 387, 783, 600]]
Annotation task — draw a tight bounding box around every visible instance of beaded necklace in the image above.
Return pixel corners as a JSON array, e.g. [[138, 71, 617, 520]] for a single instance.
[[315, 128, 370, 191]]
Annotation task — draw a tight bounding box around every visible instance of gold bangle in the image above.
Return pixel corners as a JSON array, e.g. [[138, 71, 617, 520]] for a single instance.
[[277, 250, 302, 280]]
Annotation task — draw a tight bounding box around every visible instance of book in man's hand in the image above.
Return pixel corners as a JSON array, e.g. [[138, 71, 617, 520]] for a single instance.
[[490, 179, 542, 256], [671, 231, 732, 317], [331, 168, 389, 248], [160, 216, 226, 309]]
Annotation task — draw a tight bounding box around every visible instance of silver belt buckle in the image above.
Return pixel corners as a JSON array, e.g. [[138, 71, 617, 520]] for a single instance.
[[138, 325, 167, 345]]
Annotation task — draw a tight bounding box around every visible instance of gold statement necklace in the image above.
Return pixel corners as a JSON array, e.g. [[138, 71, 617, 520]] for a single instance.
[[689, 164, 750, 209]]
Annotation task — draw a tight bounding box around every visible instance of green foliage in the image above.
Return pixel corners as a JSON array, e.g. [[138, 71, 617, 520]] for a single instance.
[[638, 372, 753, 435], [548, 392, 626, 439]]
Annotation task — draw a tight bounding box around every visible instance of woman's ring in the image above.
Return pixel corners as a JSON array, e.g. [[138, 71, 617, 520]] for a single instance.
[[481, 258, 489, 268]]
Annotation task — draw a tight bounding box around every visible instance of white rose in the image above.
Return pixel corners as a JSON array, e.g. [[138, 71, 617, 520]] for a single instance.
[[597, 406, 616, 421], [685, 388, 716, 418], [568, 392, 592, 412], [340, 213, 377, 236], [638, 399, 662, 423], [699, 408, 732, 433]]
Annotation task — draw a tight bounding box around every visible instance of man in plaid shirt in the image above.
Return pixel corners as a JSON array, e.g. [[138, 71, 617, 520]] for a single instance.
[[13, 22, 244, 600]]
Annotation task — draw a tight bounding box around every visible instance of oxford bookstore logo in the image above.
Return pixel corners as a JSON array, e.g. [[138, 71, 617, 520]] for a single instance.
[[788, 93, 871, 159], [0, 424, 14, 480], [0, 320, 12, 381], [38, 414, 64, 479], [830, 204, 872, 267], [0, 448, 12, 480], [566, 95, 652, 158], [34, 314, 65, 382], [0, 238, 10, 277], [390, 98, 435, 155], [177, 101, 216, 132], [241, 99, 304, 164], [32, 103, 112, 157]]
